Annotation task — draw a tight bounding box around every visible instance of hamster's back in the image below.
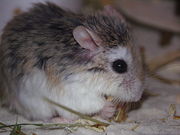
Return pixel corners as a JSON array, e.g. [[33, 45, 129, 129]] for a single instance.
[[0, 2, 83, 104], [0, 2, 83, 75]]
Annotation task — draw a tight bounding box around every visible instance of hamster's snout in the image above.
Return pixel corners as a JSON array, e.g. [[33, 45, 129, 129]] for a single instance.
[[115, 77, 143, 102], [120, 78, 136, 89]]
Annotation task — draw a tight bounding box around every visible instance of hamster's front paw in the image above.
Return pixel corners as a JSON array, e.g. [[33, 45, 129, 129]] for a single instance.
[[99, 101, 116, 120]]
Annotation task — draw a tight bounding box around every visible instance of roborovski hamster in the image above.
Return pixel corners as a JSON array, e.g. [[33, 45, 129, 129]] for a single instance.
[[0, 2, 144, 121]]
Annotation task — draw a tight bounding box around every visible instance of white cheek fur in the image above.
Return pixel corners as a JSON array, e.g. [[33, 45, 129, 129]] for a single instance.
[[105, 46, 143, 102]]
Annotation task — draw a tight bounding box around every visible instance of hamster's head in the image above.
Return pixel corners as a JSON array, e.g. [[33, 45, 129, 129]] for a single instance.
[[72, 6, 144, 102]]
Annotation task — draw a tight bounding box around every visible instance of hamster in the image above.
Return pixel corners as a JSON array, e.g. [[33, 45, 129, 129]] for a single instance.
[[0, 2, 145, 121]]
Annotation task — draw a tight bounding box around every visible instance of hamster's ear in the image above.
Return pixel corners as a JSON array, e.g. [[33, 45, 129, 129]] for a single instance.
[[73, 26, 102, 51], [103, 5, 125, 21]]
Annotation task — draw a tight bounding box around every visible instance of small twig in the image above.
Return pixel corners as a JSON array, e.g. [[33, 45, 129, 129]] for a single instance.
[[173, 115, 180, 120], [0, 121, 93, 135], [0, 122, 87, 129], [0, 122, 27, 135], [130, 124, 140, 131], [114, 103, 128, 122], [0, 122, 43, 129], [44, 97, 110, 126]]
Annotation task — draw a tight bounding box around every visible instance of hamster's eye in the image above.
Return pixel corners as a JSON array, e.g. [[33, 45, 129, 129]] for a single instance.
[[112, 59, 127, 74]]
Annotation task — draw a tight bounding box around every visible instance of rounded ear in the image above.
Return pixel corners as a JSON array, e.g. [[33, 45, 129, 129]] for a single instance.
[[73, 26, 102, 51]]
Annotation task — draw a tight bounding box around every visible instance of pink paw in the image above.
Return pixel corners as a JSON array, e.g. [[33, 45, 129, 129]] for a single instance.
[[99, 101, 116, 119]]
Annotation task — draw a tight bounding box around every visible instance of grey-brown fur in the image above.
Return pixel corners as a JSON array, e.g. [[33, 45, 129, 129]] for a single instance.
[[0, 2, 129, 83], [84, 13, 129, 46]]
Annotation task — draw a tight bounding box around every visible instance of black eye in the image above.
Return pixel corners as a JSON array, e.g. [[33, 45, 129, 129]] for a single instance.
[[112, 59, 128, 74]]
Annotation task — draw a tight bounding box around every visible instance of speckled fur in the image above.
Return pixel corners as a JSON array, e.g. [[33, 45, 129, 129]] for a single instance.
[[0, 2, 144, 120]]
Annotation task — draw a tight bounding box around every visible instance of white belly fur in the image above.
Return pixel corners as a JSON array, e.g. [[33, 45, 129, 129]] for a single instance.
[[16, 68, 106, 120]]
